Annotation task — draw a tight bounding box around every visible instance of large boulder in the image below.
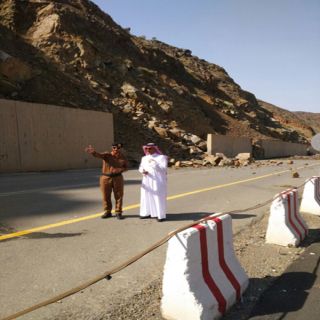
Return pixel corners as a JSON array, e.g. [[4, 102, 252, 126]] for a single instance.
[[203, 154, 223, 166], [0, 50, 33, 82], [121, 83, 137, 99]]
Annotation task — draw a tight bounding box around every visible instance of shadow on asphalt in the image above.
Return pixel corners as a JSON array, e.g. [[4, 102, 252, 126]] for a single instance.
[[124, 179, 141, 185], [115, 213, 211, 221], [0, 232, 84, 243], [1, 178, 141, 223], [249, 258, 320, 319], [301, 228, 320, 247], [166, 212, 212, 221], [23, 232, 84, 240], [224, 258, 320, 320], [113, 212, 212, 221], [224, 228, 320, 320], [165, 212, 256, 221], [74, 212, 256, 221], [230, 213, 256, 219], [1, 190, 98, 221], [0, 223, 16, 234]]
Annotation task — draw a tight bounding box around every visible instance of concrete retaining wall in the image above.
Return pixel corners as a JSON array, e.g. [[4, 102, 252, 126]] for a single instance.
[[207, 134, 252, 157], [206, 134, 309, 159], [0, 99, 113, 172], [257, 139, 308, 158]]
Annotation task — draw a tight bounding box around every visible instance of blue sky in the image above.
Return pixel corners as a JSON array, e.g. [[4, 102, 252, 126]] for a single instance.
[[92, 0, 319, 113]]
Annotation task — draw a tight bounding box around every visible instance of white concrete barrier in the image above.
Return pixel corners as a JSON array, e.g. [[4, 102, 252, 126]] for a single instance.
[[300, 176, 320, 215], [266, 189, 308, 247], [161, 214, 248, 320]]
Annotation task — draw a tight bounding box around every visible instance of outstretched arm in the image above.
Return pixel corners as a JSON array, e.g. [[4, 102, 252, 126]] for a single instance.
[[84, 145, 105, 159]]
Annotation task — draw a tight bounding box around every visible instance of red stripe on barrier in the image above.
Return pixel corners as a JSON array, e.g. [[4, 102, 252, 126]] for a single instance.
[[293, 191, 307, 236], [212, 217, 241, 300], [194, 224, 226, 314], [287, 193, 302, 241], [280, 190, 289, 196]]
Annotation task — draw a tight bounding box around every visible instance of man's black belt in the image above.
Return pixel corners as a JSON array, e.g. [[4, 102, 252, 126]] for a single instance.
[[102, 172, 122, 177]]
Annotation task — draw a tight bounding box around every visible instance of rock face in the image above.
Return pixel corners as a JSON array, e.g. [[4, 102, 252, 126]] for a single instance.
[[0, 0, 316, 163], [295, 111, 320, 134]]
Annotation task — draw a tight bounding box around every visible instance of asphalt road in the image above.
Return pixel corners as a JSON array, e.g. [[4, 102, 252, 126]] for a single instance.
[[0, 159, 319, 320], [249, 237, 320, 320]]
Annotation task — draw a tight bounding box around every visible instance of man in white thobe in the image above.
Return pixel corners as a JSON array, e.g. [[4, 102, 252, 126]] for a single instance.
[[139, 143, 168, 222]]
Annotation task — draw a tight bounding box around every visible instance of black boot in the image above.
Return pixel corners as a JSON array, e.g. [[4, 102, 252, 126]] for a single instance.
[[101, 212, 112, 219], [116, 213, 124, 220]]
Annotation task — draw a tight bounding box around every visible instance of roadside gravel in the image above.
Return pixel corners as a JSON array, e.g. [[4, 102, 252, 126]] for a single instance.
[[101, 211, 320, 320]]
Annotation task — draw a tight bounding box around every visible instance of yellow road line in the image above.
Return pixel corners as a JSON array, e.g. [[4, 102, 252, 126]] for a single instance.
[[167, 169, 288, 200], [0, 204, 141, 241], [1, 164, 318, 241]]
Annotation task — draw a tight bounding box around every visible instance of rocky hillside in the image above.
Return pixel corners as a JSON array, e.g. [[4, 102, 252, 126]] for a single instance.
[[258, 100, 316, 141], [295, 112, 320, 134], [0, 0, 316, 162]]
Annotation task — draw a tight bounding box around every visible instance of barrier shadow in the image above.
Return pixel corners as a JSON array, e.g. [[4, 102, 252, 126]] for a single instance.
[[222, 276, 276, 320], [229, 213, 256, 219], [223, 271, 316, 320], [301, 228, 320, 247], [248, 268, 318, 319], [224, 248, 320, 320]]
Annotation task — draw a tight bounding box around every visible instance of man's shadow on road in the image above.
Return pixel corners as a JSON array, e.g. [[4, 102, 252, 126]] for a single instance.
[[123, 212, 256, 221], [165, 212, 256, 221], [124, 179, 141, 185]]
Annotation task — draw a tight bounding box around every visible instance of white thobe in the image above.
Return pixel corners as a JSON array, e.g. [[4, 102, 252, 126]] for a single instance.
[[139, 153, 168, 219]]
